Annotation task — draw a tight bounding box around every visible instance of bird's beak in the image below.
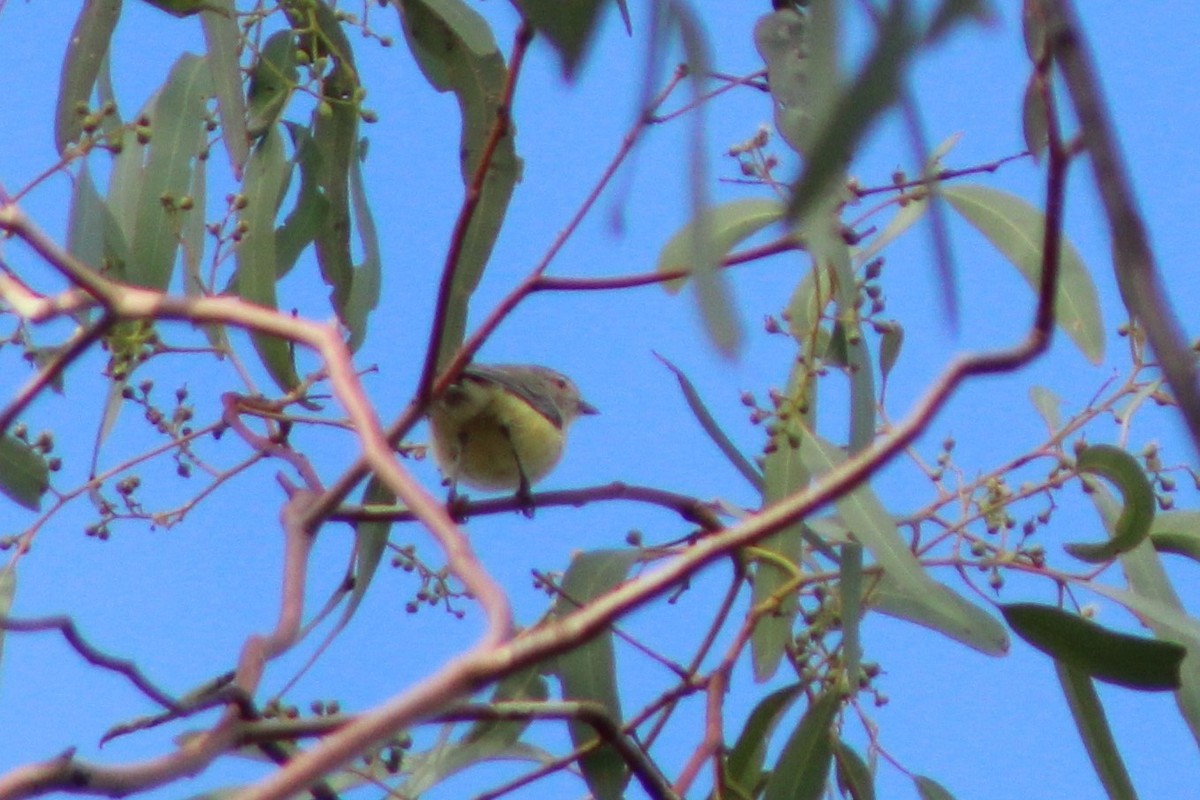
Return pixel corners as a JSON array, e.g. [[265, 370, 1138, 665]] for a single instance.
[[579, 399, 600, 416]]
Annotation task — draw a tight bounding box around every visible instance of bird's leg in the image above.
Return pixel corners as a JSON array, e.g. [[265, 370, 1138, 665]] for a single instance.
[[502, 424, 536, 518], [445, 431, 470, 521]]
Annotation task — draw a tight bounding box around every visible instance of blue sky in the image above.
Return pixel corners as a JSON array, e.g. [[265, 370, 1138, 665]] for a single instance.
[[2, 2, 1200, 799]]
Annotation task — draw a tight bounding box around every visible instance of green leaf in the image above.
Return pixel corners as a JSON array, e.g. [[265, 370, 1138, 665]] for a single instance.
[[1150, 511, 1200, 563], [657, 354, 762, 491], [763, 690, 839, 800], [786, 261, 836, 348], [754, 9, 811, 154], [399, 0, 520, 371], [0, 436, 50, 511], [878, 323, 903, 383], [235, 126, 299, 391], [140, 0, 211, 16], [247, 30, 298, 139], [1064, 444, 1155, 562], [551, 549, 641, 800], [348, 476, 394, 621], [1029, 385, 1062, 431], [1022, 71, 1048, 162], [522, 0, 609, 79], [834, 741, 875, 800], [275, 124, 331, 279], [867, 574, 1009, 654], [402, 667, 550, 796], [840, 543, 864, 688], [344, 140, 381, 352], [723, 683, 804, 797], [0, 568, 14, 683], [753, 358, 814, 681], [1002, 603, 1185, 690], [461, 667, 549, 747], [914, 775, 957, 800], [201, 0, 248, 175], [1055, 662, 1139, 800], [787, 3, 917, 221], [68, 161, 129, 283], [942, 184, 1104, 364], [657, 198, 784, 293], [55, 0, 123, 154], [128, 54, 213, 290], [1088, 488, 1200, 749], [800, 432, 1008, 655]]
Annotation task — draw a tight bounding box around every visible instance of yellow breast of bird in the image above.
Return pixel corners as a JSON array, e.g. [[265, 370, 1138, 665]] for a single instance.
[[431, 391, 566, 491]]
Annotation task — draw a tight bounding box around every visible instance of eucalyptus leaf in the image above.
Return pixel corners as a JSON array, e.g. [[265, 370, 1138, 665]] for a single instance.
[[1064, 444, 1155, 562], [1055, 662, 1139, 800], [763, 690, 839, 800], [55, 0, 123, 154], [0, 436, 50, 511], [1002, 603, 1185, 690], [942, 184, 1104, 363], [550, 549, 640, 800]]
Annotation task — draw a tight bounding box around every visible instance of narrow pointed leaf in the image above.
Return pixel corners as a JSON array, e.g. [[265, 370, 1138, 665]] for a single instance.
[[1029, 385, 1062, 431], [763, 690, 839, 800], [834, 741, 875, 800], [400, 0, 520, 370], [942, 184, 1104, 363], [201, 0, 247, 174], [235, 127, 299, 391], [128, 54, 212, 289], [1002, 603, 1184, 690], [0, 437, 50, 511], [801, 431, 1008, 655], [522, 0, 608, 79], [551, 549, 641, 800], [344, 140, 381, 352], [914, 775, 957, 800], [56, 0, 123, 154], [658, 354, 762, 490], [1150, 511, 1200, 563], [723, 683, 804, 796], [247, 30, 298, 138], [0, 568, 14, 679], [657, 198, 784, 292], [1089, 487, 1200, 748], [753, 359, 815, 681], [867, 574, 1008, 654], [878, 324, 903, 382], [1055, 662, 1139, 800], [1064, 444, 1155, 562]]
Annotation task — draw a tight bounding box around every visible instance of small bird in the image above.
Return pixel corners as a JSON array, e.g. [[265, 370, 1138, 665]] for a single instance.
[[428, 363, 598, 514]]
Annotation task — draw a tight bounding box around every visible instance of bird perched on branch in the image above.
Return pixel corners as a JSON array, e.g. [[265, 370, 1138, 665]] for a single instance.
[[428, 363, 598, 515]]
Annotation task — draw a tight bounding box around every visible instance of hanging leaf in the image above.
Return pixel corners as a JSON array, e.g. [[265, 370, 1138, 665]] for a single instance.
[[657, 198, 784, 293], [399, 0, 521, 371], [127, 54, 213, 290], [834, 741, 876, 800], [1002, 603, 1185, 691], [763, 690, 839, 800], [247, 30, 299, 138], [800, 432, 1008, 655], [522, 0, 612, 79], [1055, 662, 1139, 800], [201, 0, 248, 175], [1064, 444, 1155, 562], [722, 683, 804, 797], [1028, 385, 1062, 431], [752, 358, 815, 681], [235, 126, 300, 391], [550, 549, 641, 800], [914, 775, 957, 800], [1150, 511, 1200, 563], [942, 184, 1104, 364], [0, 437, 50, 511], [55, 0, 123, 154]]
